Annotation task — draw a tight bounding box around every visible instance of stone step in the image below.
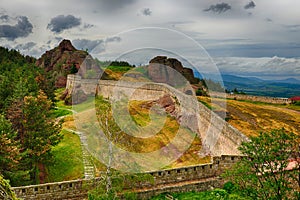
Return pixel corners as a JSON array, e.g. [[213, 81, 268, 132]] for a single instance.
[[67, 129, 96, 180]]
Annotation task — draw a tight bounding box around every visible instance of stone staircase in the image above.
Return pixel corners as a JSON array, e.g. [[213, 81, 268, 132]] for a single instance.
[[66, 129, 95, 179]]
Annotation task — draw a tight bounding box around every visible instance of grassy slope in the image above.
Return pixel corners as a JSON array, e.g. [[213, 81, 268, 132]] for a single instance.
[[45, 89, 84, 182], [48, 82, 299, 182], [151, 190, 249, 200], [98, 98, 210, 168], [45, 130, 84, 182], [198, 96, 300, 137], [54, 86, 212, 175], [50, 83, 298, 181]]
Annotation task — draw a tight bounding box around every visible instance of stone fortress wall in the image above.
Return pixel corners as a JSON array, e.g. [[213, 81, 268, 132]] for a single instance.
[[210, 91, 292, 104], [66, 75, 249, 156], [12, 155, 241, 200]]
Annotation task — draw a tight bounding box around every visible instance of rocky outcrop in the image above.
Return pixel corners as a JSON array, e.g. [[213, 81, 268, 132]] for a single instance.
[[36, 39, 107, 88], [148, 56, 199, 85], [154, 94, 177, 117]]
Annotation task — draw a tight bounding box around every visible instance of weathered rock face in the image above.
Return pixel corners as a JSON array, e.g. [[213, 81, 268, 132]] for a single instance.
[[155, 94, 177, 117], [36, 39, 107, 88], [148, 56, 199, 85], [36, 39, 86, 73]]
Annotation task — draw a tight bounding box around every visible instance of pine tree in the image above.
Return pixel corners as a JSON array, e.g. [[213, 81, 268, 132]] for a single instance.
[[21, 90, 62, 183], [0, 114, 19, 174]]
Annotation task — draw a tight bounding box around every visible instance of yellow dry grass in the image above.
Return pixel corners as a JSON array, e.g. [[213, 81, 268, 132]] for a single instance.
[[198, 96, 300, 137], [79, 98, 211, 169]]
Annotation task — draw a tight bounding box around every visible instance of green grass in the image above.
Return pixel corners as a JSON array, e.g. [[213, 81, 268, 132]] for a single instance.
[[287, 104, 300, 112], [151, 189, 249, 200], [55, 100, 72, 110], [72, 96, 95, 113], [45, 130, 84, 182], [106, 65, 133, 72], [54, 88, 72, 110], [198, 99, 213, 110], [51, 107, 72, 118]]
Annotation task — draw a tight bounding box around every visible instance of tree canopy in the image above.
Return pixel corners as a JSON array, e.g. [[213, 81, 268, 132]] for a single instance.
[[223, 129, 300, 200], [0, 46, 62, 186]]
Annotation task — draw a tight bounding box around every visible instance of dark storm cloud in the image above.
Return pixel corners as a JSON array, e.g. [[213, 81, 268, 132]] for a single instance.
[[15, 42, 36, 50], [204, 3, 231, 14], [244, 1, 256, 9], [141, 8, 152, 16], [100, 0, 136, 11], [0, 16, 33, 40], [72, 37, 121, 53], [83, 23, 94, 29], [0, 15, 9, 21], [47, 15, 81, 33]]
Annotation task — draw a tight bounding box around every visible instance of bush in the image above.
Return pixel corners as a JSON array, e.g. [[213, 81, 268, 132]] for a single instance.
[[294, 101, 300, 106], [223, 129, 300, 199], [0, 175, 18, 200]]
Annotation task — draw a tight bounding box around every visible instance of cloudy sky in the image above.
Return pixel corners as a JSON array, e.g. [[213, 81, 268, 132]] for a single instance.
[[0, 0, 300, 80]]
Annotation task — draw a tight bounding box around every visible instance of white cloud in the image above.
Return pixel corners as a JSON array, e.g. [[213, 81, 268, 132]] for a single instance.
[[0, 0, 299, 80]]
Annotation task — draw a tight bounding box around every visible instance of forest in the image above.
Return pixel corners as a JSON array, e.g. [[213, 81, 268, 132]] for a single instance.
[[0, 47, 61, 186]]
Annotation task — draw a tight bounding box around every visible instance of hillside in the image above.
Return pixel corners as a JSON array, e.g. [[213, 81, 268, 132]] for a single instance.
[[204, 73, 300, 98], [198, 96, 300, 136]]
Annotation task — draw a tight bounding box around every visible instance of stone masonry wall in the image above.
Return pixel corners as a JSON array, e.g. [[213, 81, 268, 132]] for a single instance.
[[210, 91, 291, 104], [12, 155, 242, 200], [66, 75, 248, 156]]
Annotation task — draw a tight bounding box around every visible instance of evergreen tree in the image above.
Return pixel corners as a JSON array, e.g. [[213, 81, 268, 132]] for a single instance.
[[21, 91, 62, 183], [0, 115, 19, 175]]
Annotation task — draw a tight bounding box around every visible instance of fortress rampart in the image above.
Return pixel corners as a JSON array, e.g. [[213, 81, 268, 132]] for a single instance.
[[210, 91, 291, 104], [12, 155, 242, 200], [66, 75, 249, 156]]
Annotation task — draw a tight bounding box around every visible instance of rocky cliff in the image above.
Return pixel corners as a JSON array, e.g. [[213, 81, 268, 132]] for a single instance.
[[36, 39, 107, 87], [148, 56, 199, 85]]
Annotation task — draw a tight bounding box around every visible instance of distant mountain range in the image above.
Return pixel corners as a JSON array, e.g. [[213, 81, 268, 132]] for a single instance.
[[194, 72, 300, 98]]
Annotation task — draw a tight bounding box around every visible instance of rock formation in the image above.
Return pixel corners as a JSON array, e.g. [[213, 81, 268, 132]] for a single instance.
[[36, 39, 107, 88], [148, 56, 199, 85]]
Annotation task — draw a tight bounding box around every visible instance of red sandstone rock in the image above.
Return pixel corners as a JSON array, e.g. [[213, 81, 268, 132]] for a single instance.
[[148, 56, 199, 85], [36, 39, 107, 88], [154, 94, 177, 118]]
